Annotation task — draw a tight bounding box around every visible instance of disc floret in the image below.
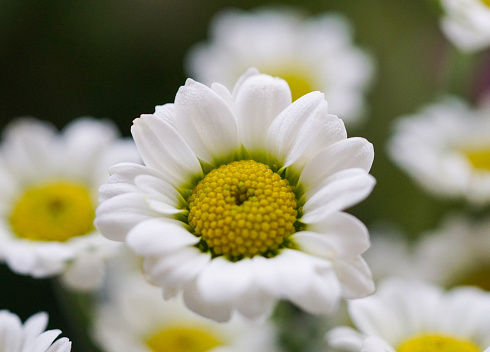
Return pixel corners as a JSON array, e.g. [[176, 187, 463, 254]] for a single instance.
[[187, 160, 298, 260]]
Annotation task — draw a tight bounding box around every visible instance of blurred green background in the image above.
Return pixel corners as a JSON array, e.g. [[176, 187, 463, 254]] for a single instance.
[[0, 0, 485, 348]]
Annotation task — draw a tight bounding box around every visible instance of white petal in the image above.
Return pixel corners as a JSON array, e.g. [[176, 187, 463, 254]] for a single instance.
[[234, 285, 276, 321], [196, 257, 253, 304], [45, 338, 71, 352], [282, 101, 331, 168], [234, 74, 291, 151], [94, 193, 161, 241], [23, 312, 48, 347], [334, 256, 374, 299], [327, 326, 364, 352], [29, 330, 61, 352], [299, 137, 374, 190], [134, 174, 185, 209], [361, 336, 396, 352], [131, 115, 203, 186], [231, 67, 261, 98], [60, 118, 119, 182], [266, 91, 325, 164], [1, 118, 59, 183], [0, 311, 22, 352], [98, 162, 154, 202], [60, 249, 108, 290], [174, 79, 239, 163], [302, 170, 375, 223], [292, 232, 337, 259], [211, 82, 234, 107], [183, 280, 233, 322], [291, 114, 348, 171], [289, 268, 342, 315], [153, 103, 176, 126], [304, 212, 370, 256], [153, 247, 211, 297], [126, 218, 199, 256]]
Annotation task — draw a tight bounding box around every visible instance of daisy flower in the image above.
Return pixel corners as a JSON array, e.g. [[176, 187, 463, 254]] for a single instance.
[[185, 7, 374, 124], [0, 117, 138, 290], [95, 68, 376, 322], [327, 278, 490, 352], [439, 0, 490, 52], [0, 310, 71, 352], [92, 263, 280, 352], [388, 97, 490, 206]]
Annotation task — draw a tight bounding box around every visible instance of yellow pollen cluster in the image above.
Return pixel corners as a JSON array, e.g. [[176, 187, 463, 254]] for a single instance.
[[145, 325, 222, 352], [463, 148, 490, 171], [187, 160, 298, 259], [9, 182, 95, 242], [398, 334, 481, 352]]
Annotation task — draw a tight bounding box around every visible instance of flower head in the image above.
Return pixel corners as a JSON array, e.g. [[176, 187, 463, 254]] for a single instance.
[[0, 310, 71, 352], [92, 259, 280, 352], [327, 278, 490, 352], [185, 7, 374, 124], [0, 117, 138, 290], [388, 97, 490, 206], [95, 68, 376, 322], [439, 0, 490, 52]]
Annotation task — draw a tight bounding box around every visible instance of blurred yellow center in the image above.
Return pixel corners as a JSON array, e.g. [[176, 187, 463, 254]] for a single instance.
[[398, 335, 480, 352], [481, 0, 490, 7], [463, 148, 490, 171], [9, 182, 95, 242], [267, 66, 316, 101], [188, 160, 297, 259], [145, 326, 222, 352]]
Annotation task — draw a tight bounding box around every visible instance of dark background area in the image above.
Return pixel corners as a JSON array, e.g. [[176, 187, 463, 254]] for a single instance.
[[0, 0, 485, 347]]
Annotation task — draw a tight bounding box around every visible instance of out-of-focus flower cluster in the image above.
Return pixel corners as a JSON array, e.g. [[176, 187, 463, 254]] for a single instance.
[[2, 3, 490, 352]]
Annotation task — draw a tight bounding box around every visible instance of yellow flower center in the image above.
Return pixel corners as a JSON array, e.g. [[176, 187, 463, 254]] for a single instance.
[[481, 0, 490, 7], [145, 326, 222, 352], [187, 160, 298, 260], [398, 335, 481, 352], [463, 148, 490, 171], [266, 65, 317, 101], [9, 182, 95, 242]]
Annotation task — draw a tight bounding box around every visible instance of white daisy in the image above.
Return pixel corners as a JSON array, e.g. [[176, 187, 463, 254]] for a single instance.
[[440, 0, 490, 52], [185, 7, 374, 125], [327, 278, 490, 352], [95, 68, 376, 322], [92, 262, 281, 352], [0, 117, 138, 290], [0, 310, 71, 352], [388, 97, 490, 206]]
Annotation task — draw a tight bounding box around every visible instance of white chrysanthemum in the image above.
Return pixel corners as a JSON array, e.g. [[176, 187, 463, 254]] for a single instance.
[[185, 7, 374, 124], [440, 0, 490, 52], [388, 97, 490, 206], [92, 264, 281, 352], [0, 118, 138, 290], [327, 278, 490, 352], [0, 310, 71, 352], [95, 69, 376, 322]]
